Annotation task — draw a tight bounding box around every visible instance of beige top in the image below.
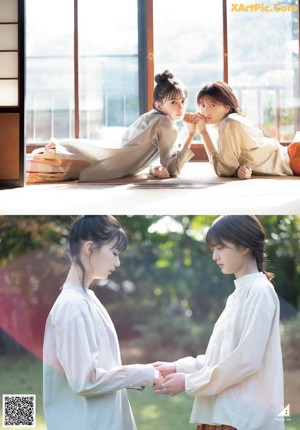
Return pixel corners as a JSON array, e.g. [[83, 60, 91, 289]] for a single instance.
[[26, 110, 194, 182], [176, 273, 284, 430], [209, 114, 293, 176], [77, 110, 193, 181], [43, 284, 154, 430]]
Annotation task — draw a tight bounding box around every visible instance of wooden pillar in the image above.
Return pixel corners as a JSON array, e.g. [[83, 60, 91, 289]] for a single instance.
[[74, 0, 80, 138], [138, 0, 154, 114], [223, 0, 229, 83]]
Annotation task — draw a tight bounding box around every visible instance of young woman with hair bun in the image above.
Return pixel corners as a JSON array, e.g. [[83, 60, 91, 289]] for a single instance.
[[27, 70, 197, 182]]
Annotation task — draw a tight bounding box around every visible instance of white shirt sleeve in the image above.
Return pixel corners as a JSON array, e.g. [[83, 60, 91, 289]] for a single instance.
[[210, 119, 243, 176], [176, 355, 205, 373], [185, 285, 277, 397], [55, 310, 154, 397]]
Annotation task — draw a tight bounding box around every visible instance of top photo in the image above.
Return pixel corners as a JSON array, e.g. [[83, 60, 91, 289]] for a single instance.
[[0, 0, 299, 214]]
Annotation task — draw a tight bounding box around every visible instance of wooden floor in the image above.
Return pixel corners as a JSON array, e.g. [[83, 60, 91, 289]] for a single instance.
[[1, 162, 300, 215]]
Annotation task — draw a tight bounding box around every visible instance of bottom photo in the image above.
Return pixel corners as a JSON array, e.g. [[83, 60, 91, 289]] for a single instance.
[[0, 215, 299, 430]]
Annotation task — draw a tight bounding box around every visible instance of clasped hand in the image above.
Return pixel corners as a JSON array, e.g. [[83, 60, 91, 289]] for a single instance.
[[151, 361, 185, 396], [184, 112, 206, 135]]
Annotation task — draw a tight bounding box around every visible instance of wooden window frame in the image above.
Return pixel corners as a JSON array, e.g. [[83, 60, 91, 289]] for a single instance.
[[139, 0, 229, 114], [29, 0, 300, 145]]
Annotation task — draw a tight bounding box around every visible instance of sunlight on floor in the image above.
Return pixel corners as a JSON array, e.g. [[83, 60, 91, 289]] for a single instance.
[[1, 163, 300, 215]]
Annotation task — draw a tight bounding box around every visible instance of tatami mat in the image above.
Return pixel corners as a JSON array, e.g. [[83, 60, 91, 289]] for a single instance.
[[1, 163, 300, 215]]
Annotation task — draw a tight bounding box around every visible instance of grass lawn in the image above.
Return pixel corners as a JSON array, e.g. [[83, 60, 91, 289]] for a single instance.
[[0, 353, 299, 430], [0, 354, 45, 429], [128, 389, 193, 430]]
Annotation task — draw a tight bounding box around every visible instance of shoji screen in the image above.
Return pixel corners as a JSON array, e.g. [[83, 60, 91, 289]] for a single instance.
[[0, 0, 25, 188]]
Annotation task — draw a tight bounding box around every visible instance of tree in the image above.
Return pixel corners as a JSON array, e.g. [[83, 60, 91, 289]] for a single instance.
[[0, 215, 299, 358]]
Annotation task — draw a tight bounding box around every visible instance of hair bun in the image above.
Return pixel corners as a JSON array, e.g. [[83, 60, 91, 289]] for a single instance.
[[155, 70, 175, 84]]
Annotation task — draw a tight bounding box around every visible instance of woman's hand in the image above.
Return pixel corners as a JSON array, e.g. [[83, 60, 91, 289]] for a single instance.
[[153, 368, 163, 390], [237, 165, 252, 179], [152, 361, 176, 376], [154, 373, 185, 396], [195, 113, 207, 135], [151, 165, 170, 179], [183, 113, 198, 137]]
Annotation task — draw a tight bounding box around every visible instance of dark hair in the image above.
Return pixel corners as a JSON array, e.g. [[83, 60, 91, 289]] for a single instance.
[[153, 70, 187, 109], [69, 215, 128, 288], [206, 215, 274, 280], [197, 81, 241, 115]]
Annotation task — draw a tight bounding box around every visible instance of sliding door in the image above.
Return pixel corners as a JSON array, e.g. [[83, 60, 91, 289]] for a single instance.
[[0, 0, 25, 188]]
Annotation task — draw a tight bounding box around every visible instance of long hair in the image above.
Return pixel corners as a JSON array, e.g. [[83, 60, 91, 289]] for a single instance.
[[206, 215, 274, 280], [153, 70, 188, 109], [69, 215, 128, 288], [197, 81, 241, 115]]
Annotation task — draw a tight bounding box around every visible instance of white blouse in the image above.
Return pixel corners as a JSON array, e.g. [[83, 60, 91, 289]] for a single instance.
[[43, 284, 154, 430], [176, 272, 284, 430], [209, 113, 293, 177]]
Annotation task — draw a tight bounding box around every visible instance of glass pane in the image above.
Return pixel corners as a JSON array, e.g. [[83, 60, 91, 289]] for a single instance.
[[79, 57, 138, 136], [26, 0, 139, 142], [0, 52, 18, 78], [228, 0, 299, 141], [0, 0, 18, 22], [154, 0, 223, 116], [78, 0, 137, 56], [0, 80, 18, 106], [0, 24, 18, 50], [26, 58, 74, 142], [78, 0, 138, 137], [25, 0, 74, 143]]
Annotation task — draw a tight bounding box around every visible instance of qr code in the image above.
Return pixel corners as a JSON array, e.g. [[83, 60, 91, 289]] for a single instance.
[[3, 395, 36, 428]]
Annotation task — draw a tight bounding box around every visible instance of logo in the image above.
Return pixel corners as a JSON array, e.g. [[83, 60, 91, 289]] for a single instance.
[[276, 404, 291, 422]]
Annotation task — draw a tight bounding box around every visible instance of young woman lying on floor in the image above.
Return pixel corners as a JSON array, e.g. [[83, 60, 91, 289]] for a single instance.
[[26, 70, 197, 183], [186, 80, 300, 179]]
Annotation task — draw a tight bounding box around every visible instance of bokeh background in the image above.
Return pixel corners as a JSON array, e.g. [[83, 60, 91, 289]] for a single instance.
[[0, 215, 299, 429]]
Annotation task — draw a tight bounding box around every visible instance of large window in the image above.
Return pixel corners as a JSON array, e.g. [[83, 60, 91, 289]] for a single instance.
[[26, 0, 299, 144], [26, 0, 138, 142], [153, 0, 223, 140], [227, 0, 299, 140], [77, 0, 138, 138], [154, 0, 223, 114], [26, 0, 74, 142], [154, 0, 299, 142]]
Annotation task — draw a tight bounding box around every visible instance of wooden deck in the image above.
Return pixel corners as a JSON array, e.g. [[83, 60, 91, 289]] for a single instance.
[[1, 162, 300, 215]]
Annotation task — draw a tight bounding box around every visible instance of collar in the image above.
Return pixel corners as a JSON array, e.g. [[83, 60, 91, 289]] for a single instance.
[[234, 272, 265, 289], [63, 284, 89, 293], [152, 108, 165, 115]]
